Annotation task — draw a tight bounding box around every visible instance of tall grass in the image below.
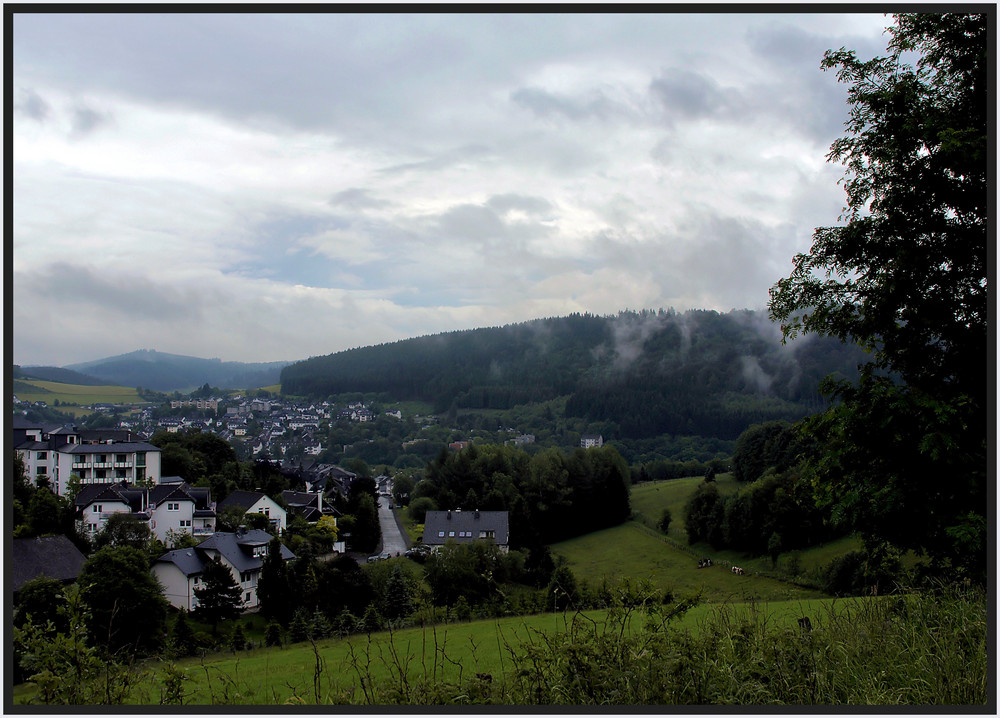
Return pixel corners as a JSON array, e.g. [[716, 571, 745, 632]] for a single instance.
[[15, 584, 986, 706]]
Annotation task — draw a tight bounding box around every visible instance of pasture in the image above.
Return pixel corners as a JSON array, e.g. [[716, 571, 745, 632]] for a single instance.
[[14, 596, 873, 706], [14, 380, 145, 415], [551, 521, 824, 604]]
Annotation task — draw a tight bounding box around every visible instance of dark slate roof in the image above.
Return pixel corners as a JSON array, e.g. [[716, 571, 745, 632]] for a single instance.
[[74, 482, 136, 510], [61, 442, 161, 454], [12, 535, 88, 592], [155, 530, 295, 577], [149, 483, 195, 506], [197, 530, 294, 573], [218, 490, 268, 512], [14, 440, 49, 451], [423, 510, 509, 547], [155, 547, 206, 577]]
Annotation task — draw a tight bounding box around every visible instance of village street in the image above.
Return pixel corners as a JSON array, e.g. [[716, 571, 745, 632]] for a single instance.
[[377, 500, 409, 557]]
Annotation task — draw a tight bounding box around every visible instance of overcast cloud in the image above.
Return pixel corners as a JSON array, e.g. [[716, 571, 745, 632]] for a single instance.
[[12, 11, 892, 366]]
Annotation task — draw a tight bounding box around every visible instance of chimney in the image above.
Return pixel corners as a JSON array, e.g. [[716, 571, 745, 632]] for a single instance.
[[447, 510, 451, 520], [475, 509, 480, 519], [317, 490, 322, 513]]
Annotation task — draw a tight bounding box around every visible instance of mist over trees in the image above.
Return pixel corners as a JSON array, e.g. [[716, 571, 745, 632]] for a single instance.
[[281, 309, 868, 442]]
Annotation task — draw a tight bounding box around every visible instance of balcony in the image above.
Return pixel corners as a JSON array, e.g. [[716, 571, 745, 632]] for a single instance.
[[193, 527, 215, 536]]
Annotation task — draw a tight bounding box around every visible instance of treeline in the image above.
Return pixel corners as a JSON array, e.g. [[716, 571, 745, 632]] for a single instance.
[[409, 443, 631, 548], [280, 309, 867, 443], [682, 420, 840, 569]]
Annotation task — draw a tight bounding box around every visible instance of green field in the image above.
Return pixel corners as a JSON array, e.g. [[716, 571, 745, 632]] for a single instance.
[[14, 380, 145, 416], [551, 521, 824, 604], [629, 475, 741, 541], [13, 596, 870, 706]]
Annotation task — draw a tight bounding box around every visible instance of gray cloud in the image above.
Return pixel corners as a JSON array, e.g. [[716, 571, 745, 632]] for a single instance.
[[15, 88, 51, 121], [650, 69, 745, 123], [17, 263, 198, 321], [328, 188, 391, 210], [70, 105, 111, 137], [486, 193, 553, 217], [510, 87, 631, 124], [12, 12, 895, 365]]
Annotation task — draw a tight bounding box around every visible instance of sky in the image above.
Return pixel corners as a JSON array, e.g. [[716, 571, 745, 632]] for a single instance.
[[12, 11, 894, 367]]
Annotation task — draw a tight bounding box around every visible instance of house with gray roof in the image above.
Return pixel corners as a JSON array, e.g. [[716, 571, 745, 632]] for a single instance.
[[13, 422, 162, 496], [152, 528, 295, 611], [422, 509, 510, 552], [12, 535, 88, 595], [73, 480, 216, 543], [218, 490, 287, 532]]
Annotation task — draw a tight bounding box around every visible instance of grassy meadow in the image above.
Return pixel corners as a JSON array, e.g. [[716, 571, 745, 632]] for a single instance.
[[13, 596, 875, 706], [14, 379, 146, 416]]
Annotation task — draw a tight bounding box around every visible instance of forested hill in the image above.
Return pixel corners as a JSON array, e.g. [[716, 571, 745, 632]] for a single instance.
[[281, 309, 868, 440], [63, 350, 290, 392]]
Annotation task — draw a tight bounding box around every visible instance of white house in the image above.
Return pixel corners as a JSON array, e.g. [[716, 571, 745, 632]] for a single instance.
[[152, 528, 295, 611], [217, 490, 287, 533], [73, 480, 216, 543], [14, 419, 162, 497], [580, 434, 604, 449]]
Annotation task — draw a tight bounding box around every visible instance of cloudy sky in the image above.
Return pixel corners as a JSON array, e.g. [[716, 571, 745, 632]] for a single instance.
[[13, 11, 893, 367]]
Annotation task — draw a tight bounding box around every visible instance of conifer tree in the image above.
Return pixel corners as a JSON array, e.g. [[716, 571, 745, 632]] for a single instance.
[[194, 556, 242, 634]]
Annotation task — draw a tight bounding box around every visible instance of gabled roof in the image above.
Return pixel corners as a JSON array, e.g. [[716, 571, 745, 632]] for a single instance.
[[12, 535, 88, 592], [423, 510, 509, 547], [155, 547, 206, 577], [74, 482, 140, 511], [218, 490, 274, 512]]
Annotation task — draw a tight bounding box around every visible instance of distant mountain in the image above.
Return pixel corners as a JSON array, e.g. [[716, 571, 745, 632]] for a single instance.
[[62, 350, 292, 392], [281, 309, 869, 442], [16, 365, 113, 386]]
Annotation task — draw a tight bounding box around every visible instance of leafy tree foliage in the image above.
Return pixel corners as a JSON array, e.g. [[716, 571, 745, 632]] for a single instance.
[[419, 443, 630, 548], [683, 482, 725, 547], [77, 546, 168, 656], [408, 496, 437, 524], [15, 576, 69, 635], [731, 421, 808, 483], [658, 508, 672, 535], [424, 541, 509, 607], [768, 13, 987, 580], [92, 512, 152, 553], [194, 556, 243, 632]]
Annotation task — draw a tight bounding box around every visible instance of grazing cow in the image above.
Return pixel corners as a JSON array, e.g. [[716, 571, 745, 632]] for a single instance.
[[732, 566, 744, 575]]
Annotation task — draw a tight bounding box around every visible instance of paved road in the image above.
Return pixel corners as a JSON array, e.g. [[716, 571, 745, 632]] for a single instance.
[[377, 499, 410, 557]]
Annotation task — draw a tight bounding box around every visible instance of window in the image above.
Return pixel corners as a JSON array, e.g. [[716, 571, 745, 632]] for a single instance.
[[96, 469, 107, 479], [241, 572, 250, 583], [245, 592, 251, 602], [179, 520, 192, 528], [438, 531, 445, 537], [94, 505, 103, 513], [167, 502, 179, 511], [87, 523, 98, 533], [193, 576, 200, 585], [448, 531, 455, 537], [135, 453, 146, 467], [36, 467, 47, 475], [36, 451, 47, 460]]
